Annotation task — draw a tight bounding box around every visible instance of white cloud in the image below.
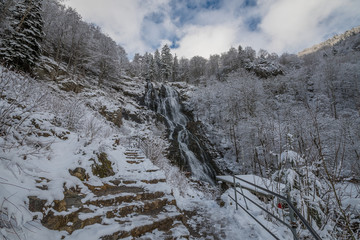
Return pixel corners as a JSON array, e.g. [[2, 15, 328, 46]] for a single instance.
[[173, 24, 238, 58], [64, 0, 171, 55], [259, 0, 347, 53], [64, 0, 360, 59]]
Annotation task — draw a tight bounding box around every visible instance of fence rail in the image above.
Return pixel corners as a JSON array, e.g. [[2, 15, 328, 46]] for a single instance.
[[216, 175, 322, 240]]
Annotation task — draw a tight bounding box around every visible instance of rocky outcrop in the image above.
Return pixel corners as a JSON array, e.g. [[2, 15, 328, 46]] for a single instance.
[[60, 81, 84, 93], [69, 167, 88, 181], [99, 106, 123, 127], [245, 60, 284, 78], [91, 152, 115, 178]]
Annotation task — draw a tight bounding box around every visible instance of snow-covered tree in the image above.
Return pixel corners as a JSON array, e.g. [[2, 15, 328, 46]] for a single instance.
[[160, 44, 173, 81], [0, 0, 44, 73], [130, 53, 142, 77], [115, 44, 129, 73], [0, 0, 16, 37], [189, 55, 206, 81], [221, 47, 238, 73], [272, 149, 328, 234], [172, 54, 179, 82], [206, 54, 220, 77], [178, 57, 190, 83], [153, 49, 161, 81], [243, 46, 256, 62], [142, 52, 154, 80]]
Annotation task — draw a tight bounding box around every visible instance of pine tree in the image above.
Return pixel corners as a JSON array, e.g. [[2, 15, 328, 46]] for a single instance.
[[143, 53, 154, 81], [153, 49, 161, 81], [0, 0, 44, 73], [172, 54, 179, 82], [148, 57, 156, 81], [0, 0, 16, 36], [160, 44, 173, 81]]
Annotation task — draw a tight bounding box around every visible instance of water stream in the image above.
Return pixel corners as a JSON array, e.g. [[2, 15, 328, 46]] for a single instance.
[[144, 82, 215, 183]]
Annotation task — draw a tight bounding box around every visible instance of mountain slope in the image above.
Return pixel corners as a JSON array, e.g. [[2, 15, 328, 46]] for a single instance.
[[298, 25, 360, 56], [0, 66, 297, 239]]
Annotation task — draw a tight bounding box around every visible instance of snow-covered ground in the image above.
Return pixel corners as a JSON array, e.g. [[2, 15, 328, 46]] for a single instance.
[[0, 66, 338, 240]]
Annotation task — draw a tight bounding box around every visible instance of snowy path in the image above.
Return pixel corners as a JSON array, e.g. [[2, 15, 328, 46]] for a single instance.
[[178, 198, 269, 240]]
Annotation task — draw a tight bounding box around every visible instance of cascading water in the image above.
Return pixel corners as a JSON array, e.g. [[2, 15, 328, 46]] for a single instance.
[[144, 82, 216, 183]]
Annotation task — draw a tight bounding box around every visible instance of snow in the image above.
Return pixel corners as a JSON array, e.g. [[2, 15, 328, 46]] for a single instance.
[[173, 185, 292, 240], [0, 68, 173, 238], [280, 150, 305, 166], [0, 66, 337, 240], [336, 182, 360, 215]]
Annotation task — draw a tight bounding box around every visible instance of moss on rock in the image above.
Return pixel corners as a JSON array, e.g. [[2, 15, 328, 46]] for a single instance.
[[91, 152, 115, 178]]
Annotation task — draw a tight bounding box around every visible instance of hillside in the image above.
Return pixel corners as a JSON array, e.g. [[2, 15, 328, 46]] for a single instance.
[[0, 66, 297, 239], [298, 26, 360, 56], [1, 0, 359, 239]]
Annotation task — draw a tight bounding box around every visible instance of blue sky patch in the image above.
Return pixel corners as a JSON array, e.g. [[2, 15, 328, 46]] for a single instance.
[[145, 12, 165, 24], [245, 17, 261, 31], [169, 0, 223, 26], [242, 0, 257, 8], [203, 0, 223, 10], [170, 38, 180, 49]]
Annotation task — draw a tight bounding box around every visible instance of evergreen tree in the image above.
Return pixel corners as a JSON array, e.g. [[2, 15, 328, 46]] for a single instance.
[[179, 57, 190, 83], [0, 0, 44, 73], [153, 49, 161, 81], [143, 53, 154, 81], [130, 53, 142, 77], [148, 57, 156, 81], [160, 44, 173, 81], [0, 0, 16, 36], [172, 54, 179, 82]]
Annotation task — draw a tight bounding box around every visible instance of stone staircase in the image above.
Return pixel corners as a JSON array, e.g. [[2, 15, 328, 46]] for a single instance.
[[29, 148, 190, 239]]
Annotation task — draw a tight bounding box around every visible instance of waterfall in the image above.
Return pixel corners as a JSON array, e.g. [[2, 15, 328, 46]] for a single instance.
[[144, 82, 216, 183]]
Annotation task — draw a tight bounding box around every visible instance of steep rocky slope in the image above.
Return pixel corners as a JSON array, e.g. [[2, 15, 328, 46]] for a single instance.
[[0, 66, 189, 239]]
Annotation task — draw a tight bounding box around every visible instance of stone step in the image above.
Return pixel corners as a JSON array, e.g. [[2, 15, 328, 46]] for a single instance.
[[137, 220, 190, 240], [30, 146, 190, 239], [126, 160, 144, 164], [101, 211, 185, 239], [124, 151, 141, 155], [126, 156, 145, 159], [124, 154, 140, 157], [140, 179, 166, 184], [105, 198, 176, 219], [86, 191, 165, 207], [41, 207, 101, 234], [40, 196, 177, 234], [85, 183, 144, 196]]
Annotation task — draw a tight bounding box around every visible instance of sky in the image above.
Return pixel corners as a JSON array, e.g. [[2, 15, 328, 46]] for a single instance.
[[64, 0, 360, 59]]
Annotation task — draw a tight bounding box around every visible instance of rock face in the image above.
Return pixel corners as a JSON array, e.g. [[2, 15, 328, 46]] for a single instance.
[[69, 167, 88, 181], [29, 148, 190, 239], [245, 60, 284, 78], [99, 106, 123, 127], [91, 152, 115, 178], [143, 82, 217, 183], [60, 81, 84, 93]]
